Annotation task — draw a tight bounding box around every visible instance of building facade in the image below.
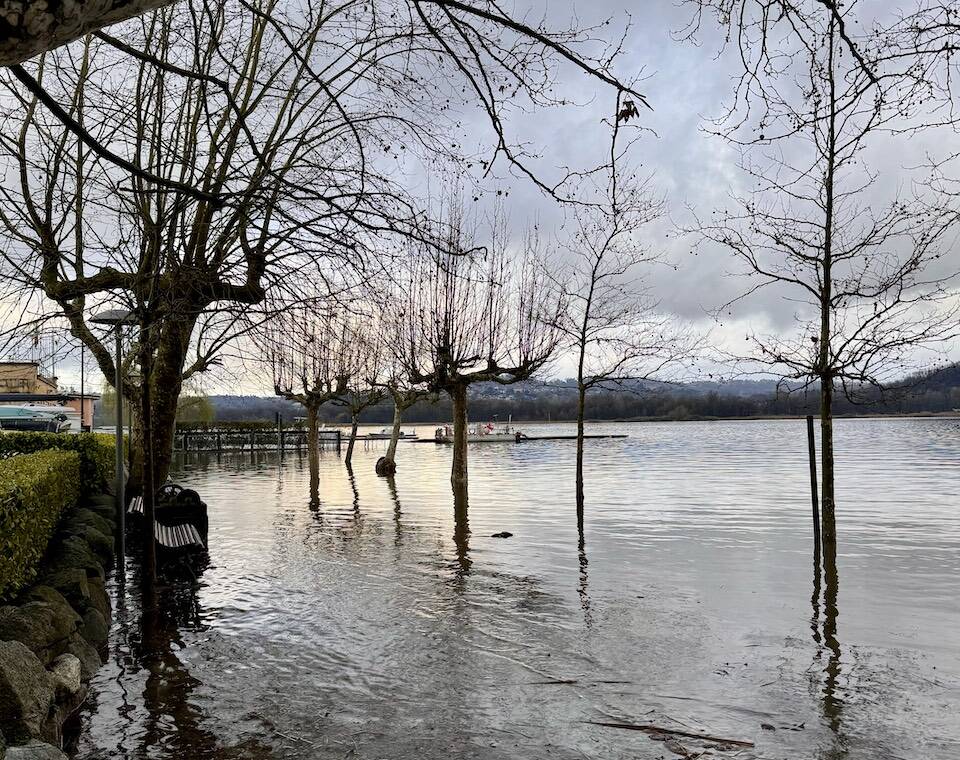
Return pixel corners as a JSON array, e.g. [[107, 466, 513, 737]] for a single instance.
[[0, 362, 58, 394]]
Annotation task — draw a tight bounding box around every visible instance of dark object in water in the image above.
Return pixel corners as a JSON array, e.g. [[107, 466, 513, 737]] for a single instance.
[[490, 531, 513, 538], [375, 456, 396, 476]]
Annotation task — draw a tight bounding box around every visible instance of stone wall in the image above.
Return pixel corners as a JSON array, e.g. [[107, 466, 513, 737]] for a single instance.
[[0, 494, 117, 760]]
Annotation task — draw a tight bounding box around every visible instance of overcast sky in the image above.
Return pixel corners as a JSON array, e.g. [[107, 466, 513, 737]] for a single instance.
[[29, 0, 960, 392]]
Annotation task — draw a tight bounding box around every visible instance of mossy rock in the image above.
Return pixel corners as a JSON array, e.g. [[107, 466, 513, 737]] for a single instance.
[[58, 525, 113, 567], [0, 641, 56, 744], [43, 537, 104, 581], [78, 609, 108, 650], [85, 578, 110, 621], [64, 635, 101, 681], [4, 740, 69, 760], [65, 509, 113, 540], [78, 499, 118, 529], [0, 596, 80, 666], [34, 570, 89, 617]]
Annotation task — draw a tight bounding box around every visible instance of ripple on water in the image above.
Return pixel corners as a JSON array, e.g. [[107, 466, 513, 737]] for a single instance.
[[72, 418, 960, 760]]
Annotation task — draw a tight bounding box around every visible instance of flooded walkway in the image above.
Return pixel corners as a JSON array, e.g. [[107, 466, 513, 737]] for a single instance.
[[72, 419, 960, 758]]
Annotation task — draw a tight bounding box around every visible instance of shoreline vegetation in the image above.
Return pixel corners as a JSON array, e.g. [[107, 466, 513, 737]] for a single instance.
[[169, 409, 960, 432], [157, 364, 960, 431], [0, 434, 118, 759]]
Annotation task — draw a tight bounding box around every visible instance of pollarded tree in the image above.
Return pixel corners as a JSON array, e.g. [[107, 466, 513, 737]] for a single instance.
[[333, 326, 387, 467], [268, 305, 359, 501], [373, 279, 433, 475], [398, 202, 562, 487], [374, 379, 433, 476], [689, 2, 960, 555], [0, 0, 644, 486]]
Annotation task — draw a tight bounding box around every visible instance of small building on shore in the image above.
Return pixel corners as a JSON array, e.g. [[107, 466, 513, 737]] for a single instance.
[[0, 361, 58, 395], [0, 361, 99, 430]]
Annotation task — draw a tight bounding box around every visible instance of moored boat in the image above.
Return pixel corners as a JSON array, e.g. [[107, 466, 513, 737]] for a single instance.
[[434, 417, 525, 443], [0, 405, 72, 432], [368, 428, 419, 440]]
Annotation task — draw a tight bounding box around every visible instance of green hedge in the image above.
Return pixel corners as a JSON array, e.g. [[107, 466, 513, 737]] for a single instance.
[[0, 432, 116, 495], [0, 450, 81, 599]]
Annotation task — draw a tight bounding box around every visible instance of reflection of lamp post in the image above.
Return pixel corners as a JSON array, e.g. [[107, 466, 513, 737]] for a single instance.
[[90, 309, 136, 564]]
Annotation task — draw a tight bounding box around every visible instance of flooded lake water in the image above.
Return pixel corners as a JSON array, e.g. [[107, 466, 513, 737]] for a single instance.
[[72, 418, 960, 759]]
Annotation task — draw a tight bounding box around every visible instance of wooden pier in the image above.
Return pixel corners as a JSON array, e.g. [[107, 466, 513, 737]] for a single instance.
[[175, 427, 342, 453], [413, 433, 628, 443]]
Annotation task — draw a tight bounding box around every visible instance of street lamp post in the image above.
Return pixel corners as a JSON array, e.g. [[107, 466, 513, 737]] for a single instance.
[[90, 309, 136, 566]]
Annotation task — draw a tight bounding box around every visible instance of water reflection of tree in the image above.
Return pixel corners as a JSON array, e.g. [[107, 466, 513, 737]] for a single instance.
[[577, 513, 592, 626], [129, 571, 275, 759], [812, 547, 847, 759], [346, 463, 362, 526], [386, 476, 403, 548], [452, 481, 472, 578]]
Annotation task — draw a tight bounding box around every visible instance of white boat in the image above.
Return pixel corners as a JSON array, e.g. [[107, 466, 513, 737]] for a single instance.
[[367, 428, 419, 440], [0, 405, 72, 433], [21, 403, 82, 431], [434, 418, 525, 443]]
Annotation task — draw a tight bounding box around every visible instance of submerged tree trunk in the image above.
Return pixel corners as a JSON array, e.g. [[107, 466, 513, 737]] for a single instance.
[[449, 383, 469, 487], [345, 414, 359, 466], [306, 404, 320, 503], [820, 376, 836, 555], [386, 404, 403, 464], [377, 403, 403, 476], [819, 14, 838, 562], [576, 383, 587, 519]]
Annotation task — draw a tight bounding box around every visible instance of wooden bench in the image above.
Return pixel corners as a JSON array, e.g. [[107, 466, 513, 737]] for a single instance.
[[154, 522, 205, 549], [127, 496, 205, 549]]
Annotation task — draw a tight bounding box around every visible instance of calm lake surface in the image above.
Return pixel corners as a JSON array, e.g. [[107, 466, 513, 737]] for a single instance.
[[72, 418, 960, 759]]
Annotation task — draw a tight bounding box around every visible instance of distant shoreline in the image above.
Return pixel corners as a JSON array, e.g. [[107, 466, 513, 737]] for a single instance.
[[346, 411, 960, 425]]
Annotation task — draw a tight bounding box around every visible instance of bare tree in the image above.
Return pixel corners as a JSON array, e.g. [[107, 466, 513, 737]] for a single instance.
[[688, 2, 960, 555], [375, 377, 433, 476], [0, 0, 641, 487], [551, 93, 698, 518], [333, 330, 386, 467], [398, 201, 562, 487], [268, 305, 357, 502]]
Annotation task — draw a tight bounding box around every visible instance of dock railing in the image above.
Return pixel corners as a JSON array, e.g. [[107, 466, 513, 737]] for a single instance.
[[174, 426, 341, 453]]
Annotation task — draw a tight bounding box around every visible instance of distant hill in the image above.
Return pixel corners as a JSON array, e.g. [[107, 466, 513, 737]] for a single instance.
[[200, 366, 960, 423]]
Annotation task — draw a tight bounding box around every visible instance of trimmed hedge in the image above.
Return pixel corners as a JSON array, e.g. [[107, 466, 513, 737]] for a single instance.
[[0, 432, 116, 496], [0, 450, 81, 599]]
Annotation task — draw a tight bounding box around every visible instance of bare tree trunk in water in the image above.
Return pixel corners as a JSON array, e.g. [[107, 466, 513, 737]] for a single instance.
[[819, 16, 837, 563], [306, 404, 319, 504], [576, 384, 586, 519], [820, 376, 836, 557], [345, 414, 359, 466], [450, 384, 469, 487], [385, 403, 402, 465]]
